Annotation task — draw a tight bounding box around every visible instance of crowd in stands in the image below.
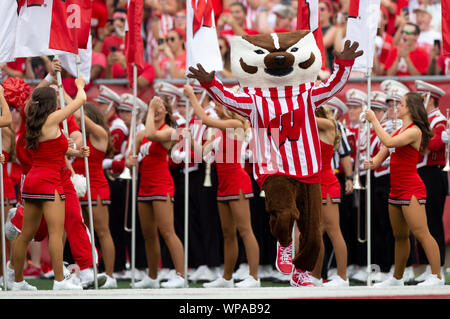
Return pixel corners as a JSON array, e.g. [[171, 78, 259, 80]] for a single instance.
[[0, 0, 447, 88]]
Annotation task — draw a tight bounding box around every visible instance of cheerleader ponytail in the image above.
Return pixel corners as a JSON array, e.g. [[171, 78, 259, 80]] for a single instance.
[[25, 87, 58, 150]]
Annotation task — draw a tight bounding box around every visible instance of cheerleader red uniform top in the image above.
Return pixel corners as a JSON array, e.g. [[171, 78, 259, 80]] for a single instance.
[[2, 151, 17, 204], [214, 130, 253, 201], [21, 131, 68, 201], [72, 139, 111, 206], [138, 123, 174, 201], [319, 140, 341, 204], [388, 123, 426, 205]]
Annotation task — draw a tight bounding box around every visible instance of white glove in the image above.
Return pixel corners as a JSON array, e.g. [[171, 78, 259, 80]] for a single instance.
[[442, 130, 449, 144], [102, 158, 113, 169], [70, 174, 87, 198]]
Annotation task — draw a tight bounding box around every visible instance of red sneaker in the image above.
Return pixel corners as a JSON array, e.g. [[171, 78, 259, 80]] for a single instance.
[[275, 241, 293, 274], [23, 264, 43, 279], [290, 268, 315, 287]]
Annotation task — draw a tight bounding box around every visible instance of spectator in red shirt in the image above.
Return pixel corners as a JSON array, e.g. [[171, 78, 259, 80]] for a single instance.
[[152, 28, 186, 79], [217, 1, 258, 41], [385, 22, 430, 76], [137, 63, 157, 89], [373, 6, 394, 75], [102, 8, 128, 79]]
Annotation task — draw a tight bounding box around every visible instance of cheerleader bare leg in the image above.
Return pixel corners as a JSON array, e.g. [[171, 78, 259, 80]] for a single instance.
[[401, 197, 442, 279], [82, 196, 115, 278], [318, 196, 348, 281], [41, 193, 66, 282], [137, 201, 161, 280], [13, 201, 43, 283], [153, 198, 185, 277], [388, 204, 410, 280], [228, 194, 260, 280], [217, 201, 238, 281]]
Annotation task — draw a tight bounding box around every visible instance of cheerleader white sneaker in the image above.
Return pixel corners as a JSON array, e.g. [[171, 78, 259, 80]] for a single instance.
[[417, 274, 445, 287], [310, 276, 323, 287], [373, 275, 404, 287], [53, 278, 83, 290], [80, 268, 107, 289], [161, 274, 187, 288], [11, 280, 37, 291], [203, 276, 234, 288], [323, 275, 349, 287], [131, 275, 160, 289], [235, 275, 261, 288], [100, 274, 117, 289]]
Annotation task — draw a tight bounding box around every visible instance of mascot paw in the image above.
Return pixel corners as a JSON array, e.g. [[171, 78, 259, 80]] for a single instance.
[[333, 40, 363, 60], [187, 64, 215, 83]]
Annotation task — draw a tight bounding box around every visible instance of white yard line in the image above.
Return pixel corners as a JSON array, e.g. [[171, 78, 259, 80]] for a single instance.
[[1, 286, 450, 299]]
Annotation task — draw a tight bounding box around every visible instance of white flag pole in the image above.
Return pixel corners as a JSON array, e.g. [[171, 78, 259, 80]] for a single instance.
[[130, 63, 138, 286], [0, 113, 6, 290], [365, 67, 372, 287], [184, 78, 190, 288], [75, 54, 99, 289], [54, 56, 69, 138]]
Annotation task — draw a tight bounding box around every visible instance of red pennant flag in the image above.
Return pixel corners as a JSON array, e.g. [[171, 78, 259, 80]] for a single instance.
[[48, 0, 78, 54], [70, 0, 93, 49], [443, 0, 450, 57], [125, 0, 145, 88], [296, 0, 327, 71]]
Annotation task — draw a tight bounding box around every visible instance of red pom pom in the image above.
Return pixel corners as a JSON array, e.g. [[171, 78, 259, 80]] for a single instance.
[[2, 77, 32, 110]]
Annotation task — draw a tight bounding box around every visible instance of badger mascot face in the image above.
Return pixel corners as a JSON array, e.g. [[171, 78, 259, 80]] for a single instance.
[[188, 31, 361, 278], [230, 31, 322, 88]]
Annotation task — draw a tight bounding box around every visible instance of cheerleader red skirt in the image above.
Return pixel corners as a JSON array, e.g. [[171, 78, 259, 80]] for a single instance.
[[79, 182, 111, 206], [21, 166, 65, 201], [320, 169, 341, 204], [137, 173, 175, 202], [388, 178, 427, 206], [216, 163, 254, 201]]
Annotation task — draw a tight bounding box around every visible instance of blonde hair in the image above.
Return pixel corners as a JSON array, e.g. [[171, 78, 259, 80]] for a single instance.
[[316, 105, 341, 150]]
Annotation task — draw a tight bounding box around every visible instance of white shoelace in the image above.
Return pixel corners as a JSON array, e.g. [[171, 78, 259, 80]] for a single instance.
[[279, 244, 293, 264]]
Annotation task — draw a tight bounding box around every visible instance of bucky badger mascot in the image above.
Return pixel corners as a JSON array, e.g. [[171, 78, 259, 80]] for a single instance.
[[188, 31, 362, 285]]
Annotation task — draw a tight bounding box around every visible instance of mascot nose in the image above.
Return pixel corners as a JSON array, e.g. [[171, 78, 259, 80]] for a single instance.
[[274, 55, 286, 65]]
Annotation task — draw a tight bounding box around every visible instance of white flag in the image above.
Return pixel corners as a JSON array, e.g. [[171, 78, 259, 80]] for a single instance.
[[14, 0, 79, 58], [58, 35, 93, 84], [186, 0, 222, 74], [0, 2, 19, 63], [345, 0, 381, 72]]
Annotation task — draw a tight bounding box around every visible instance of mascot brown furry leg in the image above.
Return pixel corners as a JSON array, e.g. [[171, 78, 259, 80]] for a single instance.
[[263, 175, 322, 271]]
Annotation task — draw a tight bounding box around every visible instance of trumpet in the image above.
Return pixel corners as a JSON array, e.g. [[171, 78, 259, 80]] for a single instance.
[[443, 109, 450, 172], [203, 127, 213, 187]]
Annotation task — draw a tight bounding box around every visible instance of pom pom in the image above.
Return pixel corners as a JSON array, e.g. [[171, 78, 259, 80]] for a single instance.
[[70, 174, 87, 198], [2, 77, 32, 110]]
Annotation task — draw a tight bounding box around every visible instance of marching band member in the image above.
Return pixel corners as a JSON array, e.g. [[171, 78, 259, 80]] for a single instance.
[[344, 88, 370, 283], [126, 95, 186, 289], [364, 92, 444, 287], [311, 105, 349, 287], [72, 102, 116, 288], [184, 84, 260, 288], [367, 91, 394, 282], [414, 80, 447, 282], [183, 82, 222, 283]]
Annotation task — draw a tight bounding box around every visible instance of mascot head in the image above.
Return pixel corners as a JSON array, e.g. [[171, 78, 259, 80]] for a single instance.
[[230, 31, 322, 89]]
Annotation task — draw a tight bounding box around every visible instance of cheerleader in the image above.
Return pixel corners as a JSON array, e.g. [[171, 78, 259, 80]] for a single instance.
[[310, 105, 349, 287], [364, 92, 444, 287], [126, 95, 185, 289], [184, 85, 260, 288], [11, 76, 86, 291], [72, 102, 116, 287]]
